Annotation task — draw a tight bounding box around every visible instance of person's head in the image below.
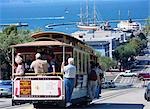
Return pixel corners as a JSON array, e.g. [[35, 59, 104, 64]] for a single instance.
[[68, 58, 74, 64], [91, 63, 95, 69], [35, 53, 41, 59], [17, 53, 21, 56], [96, 63, 99, 67], [15, 53, 23, 64]]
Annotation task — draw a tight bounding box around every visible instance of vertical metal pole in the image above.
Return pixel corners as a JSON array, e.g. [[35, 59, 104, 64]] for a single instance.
[[11, 47, 14, 100], [12, 47, 14, 79], [62, 45, 66, 101], [63, 45, 65, 63]]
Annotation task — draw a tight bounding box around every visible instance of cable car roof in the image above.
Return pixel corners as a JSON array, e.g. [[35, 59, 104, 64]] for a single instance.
[[11, 41, 71, 48], [31, 31, 71, 38]]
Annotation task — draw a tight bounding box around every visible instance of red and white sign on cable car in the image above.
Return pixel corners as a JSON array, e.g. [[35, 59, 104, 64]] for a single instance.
[[13, 76, 63, 100]]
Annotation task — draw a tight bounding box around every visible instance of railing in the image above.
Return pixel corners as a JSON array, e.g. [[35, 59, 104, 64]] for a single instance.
[[13, 72, 64, 78]]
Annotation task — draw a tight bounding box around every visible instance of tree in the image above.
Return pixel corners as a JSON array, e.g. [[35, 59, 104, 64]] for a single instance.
[[138, 32, 147, 40], [2, 25, 17, 35], [96, 52, 117, 71], [0, 26, 33, 79], [113, 35, 147, 70], [143, 17, 150, 36]]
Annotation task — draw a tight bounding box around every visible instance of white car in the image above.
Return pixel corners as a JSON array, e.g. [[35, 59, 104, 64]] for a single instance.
[[119, 70, 137, 77]]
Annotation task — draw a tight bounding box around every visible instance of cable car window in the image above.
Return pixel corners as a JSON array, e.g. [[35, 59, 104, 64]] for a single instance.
[[74, 50, 78, 67], [86, 54, 89, 74], [79, 52, 81, 73], [83, 53, 85, 73]]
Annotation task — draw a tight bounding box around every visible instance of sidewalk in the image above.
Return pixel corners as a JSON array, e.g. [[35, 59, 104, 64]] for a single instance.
[[92, 88, 136, 103]]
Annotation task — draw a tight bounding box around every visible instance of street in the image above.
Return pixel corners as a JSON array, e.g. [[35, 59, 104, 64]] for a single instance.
[[0, 87, 149, 109], [0, 64, 150, 109]]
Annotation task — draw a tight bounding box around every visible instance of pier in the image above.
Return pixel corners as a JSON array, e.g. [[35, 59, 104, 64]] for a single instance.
[[45, 22, 75, 29], [0, 22, 28, 27]]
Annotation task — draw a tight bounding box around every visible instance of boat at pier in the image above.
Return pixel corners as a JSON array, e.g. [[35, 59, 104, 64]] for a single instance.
[[117, 19, 142, 32]]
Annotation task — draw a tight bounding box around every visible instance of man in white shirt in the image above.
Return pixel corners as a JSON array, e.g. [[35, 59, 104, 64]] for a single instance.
[[30, 53, 48, 75], [61, 58, 76, 107]]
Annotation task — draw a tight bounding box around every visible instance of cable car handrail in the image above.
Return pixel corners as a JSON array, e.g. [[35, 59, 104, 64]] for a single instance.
[[13, 72, 64, 76]]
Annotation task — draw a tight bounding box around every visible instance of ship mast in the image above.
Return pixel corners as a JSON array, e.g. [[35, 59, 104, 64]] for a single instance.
[[93, 0, 96, 25], [80, 6, 83, 24], [128, 10, 130, 19], [86, 0, 89, 25], [118, 10, 121, 21]]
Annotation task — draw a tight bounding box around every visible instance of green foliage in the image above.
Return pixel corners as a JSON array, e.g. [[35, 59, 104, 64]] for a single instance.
[[0, 26, 33, 65], [0, 26, 35, 79], [138, 33, 147, 40], [113, 35, 147, 69], [143, 17, 150, 36], [2, 25, 17, 35], [96, 51, 117, 71], [33, 28, 43, 33]]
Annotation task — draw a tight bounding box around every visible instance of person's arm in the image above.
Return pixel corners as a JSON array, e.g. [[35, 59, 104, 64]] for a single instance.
[[61, 62, 64, 73], [30, 61, 34, 71], [97, 69, 101, 85]]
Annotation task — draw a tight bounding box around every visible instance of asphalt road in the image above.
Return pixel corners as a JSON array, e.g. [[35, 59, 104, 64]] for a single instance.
[[0, 88, 149, 109]]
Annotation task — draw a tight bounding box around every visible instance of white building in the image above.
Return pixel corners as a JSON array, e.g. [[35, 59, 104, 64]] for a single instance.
[[72, 29, 130, 58]]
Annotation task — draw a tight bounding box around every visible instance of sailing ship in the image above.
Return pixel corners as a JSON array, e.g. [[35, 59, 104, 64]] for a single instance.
[[65, 8, 69, 14], [77, 0, 100, 31]]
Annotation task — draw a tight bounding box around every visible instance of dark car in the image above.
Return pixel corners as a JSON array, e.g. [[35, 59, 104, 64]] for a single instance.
[[0, 80, 12, 97], [138, 73, 150, 80], [144, 83, 150, 101], [101, 81, 116, 89]]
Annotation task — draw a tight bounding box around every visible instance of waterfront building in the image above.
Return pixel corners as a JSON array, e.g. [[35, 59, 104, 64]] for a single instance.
[[72, 29, 129, 58]]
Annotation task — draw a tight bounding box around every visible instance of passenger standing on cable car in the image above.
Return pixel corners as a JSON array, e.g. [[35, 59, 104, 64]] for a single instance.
[[95, 63, 103, 99], [61, 58, 76, 107], [30, 53, 48, 75], [88, 63, 98, 100], [15, 53, 25, 75]]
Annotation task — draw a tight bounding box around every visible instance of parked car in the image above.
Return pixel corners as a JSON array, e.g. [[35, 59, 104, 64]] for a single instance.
[[138, 73, 150, 80], [119, 70, 137, 77], [101, 81, 116, 89], [0, 80, 12, 97], [144, 82, 150, 101]]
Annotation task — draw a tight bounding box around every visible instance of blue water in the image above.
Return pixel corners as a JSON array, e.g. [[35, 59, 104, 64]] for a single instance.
[[0, 0, 149, 34]]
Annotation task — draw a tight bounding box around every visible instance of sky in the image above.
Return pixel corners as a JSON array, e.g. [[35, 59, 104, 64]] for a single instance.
[[0, 0, 148, 4]]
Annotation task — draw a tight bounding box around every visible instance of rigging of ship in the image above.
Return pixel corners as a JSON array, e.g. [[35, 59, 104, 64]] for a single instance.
[[77, 0, 101, 31]]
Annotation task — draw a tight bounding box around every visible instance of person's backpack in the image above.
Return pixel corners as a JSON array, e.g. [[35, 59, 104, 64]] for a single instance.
[[89, 69, 97, 81]]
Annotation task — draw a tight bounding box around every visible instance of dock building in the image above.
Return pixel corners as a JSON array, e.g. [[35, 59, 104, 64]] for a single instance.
[[72, 30, 131, 58]]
